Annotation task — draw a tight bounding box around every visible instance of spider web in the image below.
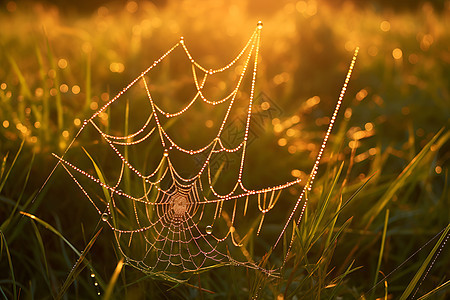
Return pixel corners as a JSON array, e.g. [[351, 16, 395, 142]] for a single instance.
[[53, 22, 358, 276]]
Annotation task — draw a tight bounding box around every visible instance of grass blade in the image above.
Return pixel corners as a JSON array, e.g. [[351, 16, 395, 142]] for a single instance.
[[103, 258, 124, 300], [56, 228, 103, 300], [0, 140, 24, 193], [19, 211, 81, 256], [416, 279, 450, 300], [399, 223, 450, 300], [0, 231, 17, 300], [362, 128, 445, 224], [372, 209, 389, 298]]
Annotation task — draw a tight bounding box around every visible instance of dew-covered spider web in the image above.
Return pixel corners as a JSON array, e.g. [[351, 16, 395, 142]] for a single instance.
[[53, 21, 358, 276]]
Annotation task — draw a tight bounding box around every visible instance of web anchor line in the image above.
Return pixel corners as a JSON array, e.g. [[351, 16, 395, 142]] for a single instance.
[[54, 21, 358, 275]]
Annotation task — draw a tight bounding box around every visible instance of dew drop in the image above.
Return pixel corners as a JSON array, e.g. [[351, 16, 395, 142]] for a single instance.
[[163, 150, 169, 157], [206, 225, 213, 235], [257, 21, 263, 29], [90, 272, 95, 278], [101, 213, 108, 222]]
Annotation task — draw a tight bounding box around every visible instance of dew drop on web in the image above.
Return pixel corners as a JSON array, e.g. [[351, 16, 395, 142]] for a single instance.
[[101, 213, 108, 222], [206, 225, 213, 234]]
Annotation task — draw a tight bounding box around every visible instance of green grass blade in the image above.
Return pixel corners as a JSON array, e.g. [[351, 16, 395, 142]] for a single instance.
[[372, 209, 389, 298], [19, 211, 81, 256], [309, 162, 344, 245], [56, 228, 102, 300], [0, 153, 9, 180], [0, 152, 35, 232], [399, 223, 450, 300], [30, 220, 50, 278], [82, 147, 116, 227], [0, 231, 17, 300], [0, 140, 24, 193], [103, 258, 124, 300], [362, 128, 446, 224], [416, 279, 450, 300]]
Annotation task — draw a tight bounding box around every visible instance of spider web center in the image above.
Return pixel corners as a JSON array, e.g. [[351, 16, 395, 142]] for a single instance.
[[170, 193, 189, 216]]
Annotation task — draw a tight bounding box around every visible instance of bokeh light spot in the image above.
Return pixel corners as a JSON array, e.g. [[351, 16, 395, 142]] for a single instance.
[[58, 58, 68, 69], [35, 88, 44, 97], [368, 46, 378, 56], [278, 138, 287, 147], [380, 21, 391, 32], [110, 62, 125, 73], [261, 101, 270, 110], [205, 120, 213, 128], [72, 85, 81, 94], [364, 122, 374, 131], [356, 89, 368, 101], [126, 1, 138, 13], [60, 84, 69, 93], [101, 93, 109, 102], [392, 48, 403, 60], [408, 53, 419, 64], [6, 1, 17, 12]]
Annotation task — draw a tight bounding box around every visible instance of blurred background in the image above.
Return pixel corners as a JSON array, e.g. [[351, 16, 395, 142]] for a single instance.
[[0, 0, 449, 298]]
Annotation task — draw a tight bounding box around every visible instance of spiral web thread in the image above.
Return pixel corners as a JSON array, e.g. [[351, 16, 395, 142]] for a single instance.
[[53, 22, 358, 275]]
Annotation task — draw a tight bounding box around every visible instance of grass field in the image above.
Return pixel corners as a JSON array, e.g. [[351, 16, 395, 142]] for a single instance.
[[0, 0, 449, 299]]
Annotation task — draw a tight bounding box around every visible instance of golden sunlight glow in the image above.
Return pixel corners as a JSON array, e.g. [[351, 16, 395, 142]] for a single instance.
[[435, 166, 442, 174], [0, 83, 6, 90], [74, 118, 81, 126], [2, 120, 9, 128], [62, 130, 70, 139]]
